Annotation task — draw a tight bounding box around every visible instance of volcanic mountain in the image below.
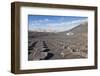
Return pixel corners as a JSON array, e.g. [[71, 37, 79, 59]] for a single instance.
[[28, 21, 88, 60]]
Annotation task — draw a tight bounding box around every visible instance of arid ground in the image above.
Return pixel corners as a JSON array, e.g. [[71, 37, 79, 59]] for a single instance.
[[28, 22, 88, 61]]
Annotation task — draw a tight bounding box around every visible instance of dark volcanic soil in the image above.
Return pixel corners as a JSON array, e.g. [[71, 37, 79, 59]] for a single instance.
[[28, 22, 88, 61]]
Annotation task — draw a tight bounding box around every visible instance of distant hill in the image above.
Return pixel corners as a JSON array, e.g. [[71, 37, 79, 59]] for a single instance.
[[28, 21, 88, 39], [28, 31, 56, 38], [67, 22, 88, 33], [57, 22, 88, 35], [47, 21, 88, 39]]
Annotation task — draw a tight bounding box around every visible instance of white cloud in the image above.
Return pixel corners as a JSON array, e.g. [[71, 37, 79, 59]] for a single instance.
[[32, 19, 49, 23], [44, 19, 49, 22], [38, 20, 43, 22]]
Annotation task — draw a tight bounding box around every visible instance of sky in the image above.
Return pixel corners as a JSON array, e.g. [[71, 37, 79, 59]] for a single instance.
[[28, 15, 88, 32]]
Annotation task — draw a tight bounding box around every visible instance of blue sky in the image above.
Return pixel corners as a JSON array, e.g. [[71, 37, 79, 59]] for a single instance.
[[28, 15, 88, 32]]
